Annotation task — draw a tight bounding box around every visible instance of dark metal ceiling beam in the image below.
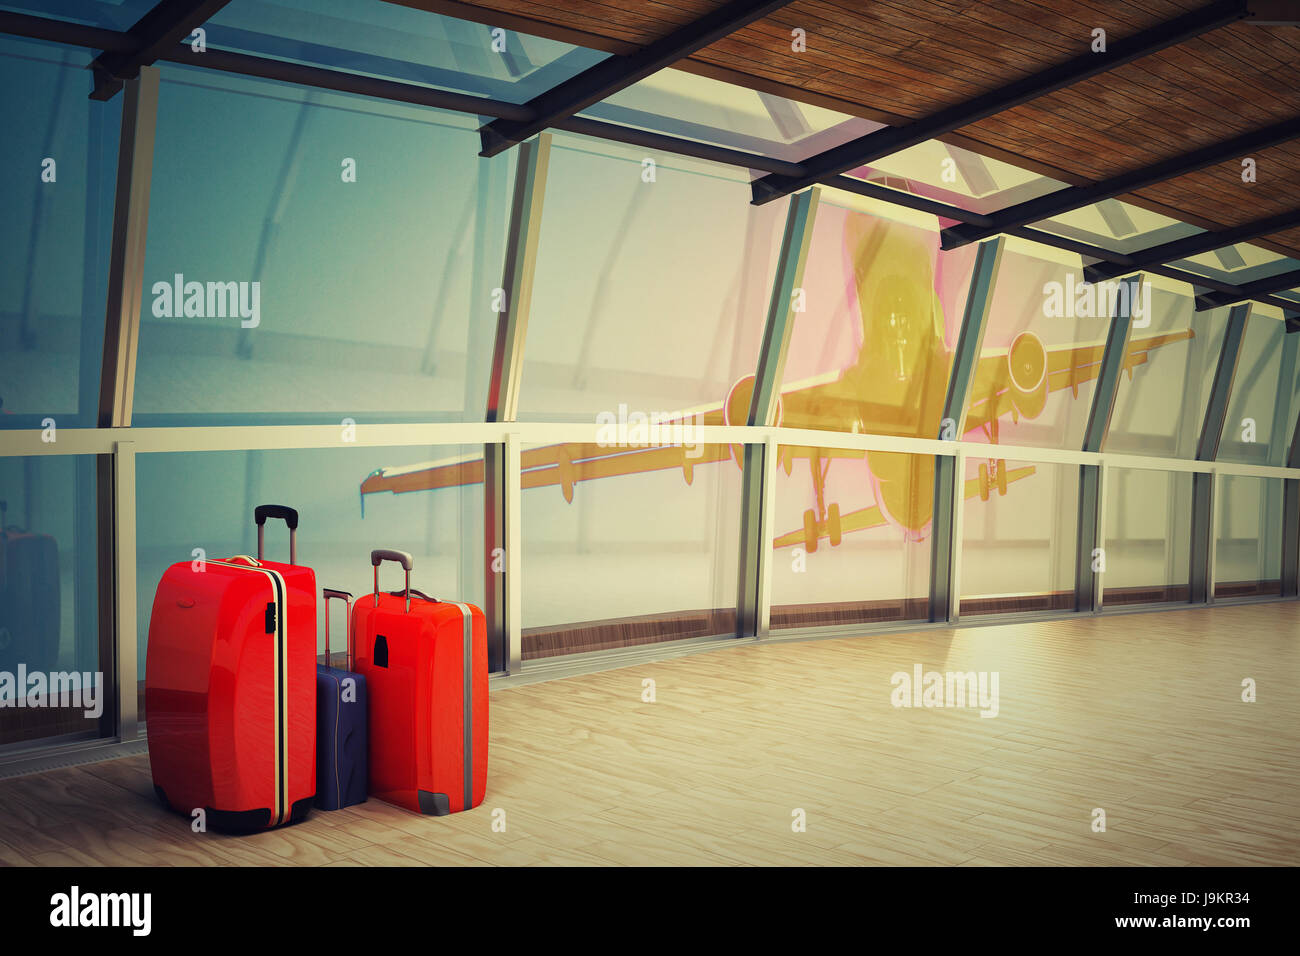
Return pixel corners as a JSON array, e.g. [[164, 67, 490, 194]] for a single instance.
[[748, 0, 1251, 205], [1244, 0, 1300, 25], [1084, 207, 1300, 283], [89, 0, 232, 101], [478, 0, 795, 157], [0, 10, 133, 51], [942, 116, 1300, 249], [1194, 268, 1300, 311]]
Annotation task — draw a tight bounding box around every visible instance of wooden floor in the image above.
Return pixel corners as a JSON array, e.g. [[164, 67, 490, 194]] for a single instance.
[[2, 602, 1297, 866]]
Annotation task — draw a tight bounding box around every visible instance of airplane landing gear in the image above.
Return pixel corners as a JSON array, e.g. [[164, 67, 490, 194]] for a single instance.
[[978, 460, 1010, 501]]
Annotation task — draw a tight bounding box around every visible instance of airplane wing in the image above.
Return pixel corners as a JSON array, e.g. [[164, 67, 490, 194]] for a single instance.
[[360, 375, 881, 508], [360, 432, 733, 511], [965, 329, 1193, 437], [361, 328, 1188, 510]]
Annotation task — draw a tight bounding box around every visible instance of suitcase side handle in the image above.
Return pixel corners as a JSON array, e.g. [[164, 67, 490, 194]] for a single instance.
[[255, 504, 299, 565], [371, 549, 414, 612], [323, 588, 352, 668]]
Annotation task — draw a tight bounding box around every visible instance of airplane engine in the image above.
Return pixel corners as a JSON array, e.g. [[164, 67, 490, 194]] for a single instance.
[[724, 374, 783, 469], [1006, 331, 1048, 420]]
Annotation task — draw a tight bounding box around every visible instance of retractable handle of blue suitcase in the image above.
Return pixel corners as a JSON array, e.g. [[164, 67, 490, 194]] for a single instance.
[[255, 504, 299, 565], [322, 588, 353, 670]]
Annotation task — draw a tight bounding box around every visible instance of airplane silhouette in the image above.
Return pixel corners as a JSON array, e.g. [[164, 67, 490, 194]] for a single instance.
[[361, 213, 1191, 553]]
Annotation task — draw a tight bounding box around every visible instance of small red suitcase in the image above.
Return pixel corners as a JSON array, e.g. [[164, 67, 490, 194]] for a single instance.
[[146, 505, 316, 832], [354, 549, 488, 815]]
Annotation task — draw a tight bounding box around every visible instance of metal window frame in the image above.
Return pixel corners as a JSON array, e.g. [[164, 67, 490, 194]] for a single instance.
[[929, 237, 1006, 624], [1083, 207, 1300, 284], [1190, 304, 1252, 602], [89, 0, 232, 101], [1077, 275, 1143, 612], [484, 134, 551, 674], [1282, 389, 1300, 596], [95, 66, 158, 744], [737, 188, 820, 638], [1195, 268, 1300, 312]]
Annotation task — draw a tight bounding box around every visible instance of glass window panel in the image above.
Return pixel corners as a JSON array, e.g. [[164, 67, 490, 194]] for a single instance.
[[583, 68, 881, 163], [1031, 200, 1201, 253], [134, 66, 514, 425], [964, 240, 1106, 450], [521, 441, 740, 659], [852, 141, 1065, 214], [0, 1, 156, 31], [1218, 313, 1289, 466], [517, 136, 786, 422], [207, 0, 608, 102], [0, 453, 103, 750], [959, 458, 1077, 615], [136, 444, 486, 717], [1214, 474, 1282, 598], [0, 37, 120, 428], [1175, 245, 1300, 289], [769, 446, 929, 628], [778, 194, 974, 440], [1105, 289, 1226, 458], [1102, 467, 1192, 606]]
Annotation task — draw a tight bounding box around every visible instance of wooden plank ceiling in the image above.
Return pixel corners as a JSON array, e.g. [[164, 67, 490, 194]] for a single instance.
[[393, 0, 1300, 263]]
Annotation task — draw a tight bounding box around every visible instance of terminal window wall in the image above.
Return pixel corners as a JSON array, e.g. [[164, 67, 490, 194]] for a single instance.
[[1105, 290, 1226, 459], [775, 195, 971, 439], [521, 443, 743, 659], [1214, 475, 1283, 599], [133, 66, 515, 426], [1103, 467, 1193, 606], [769, 447, 931, 628], [0, 38, 119, 428], [1218, 313, 1292, 467], [960, 459, 1078, 615], [136, 445, 487, 717], [517, 136, 786, 422], [963, 241, 1108, 451], [514, 137, 784, 657], [0, 455, 102, 750], [768, 194, 967, 628]]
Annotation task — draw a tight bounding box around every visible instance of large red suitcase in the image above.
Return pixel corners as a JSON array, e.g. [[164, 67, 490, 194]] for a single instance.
[[146, 505, 316, 833], [354, 549, 488, 815]]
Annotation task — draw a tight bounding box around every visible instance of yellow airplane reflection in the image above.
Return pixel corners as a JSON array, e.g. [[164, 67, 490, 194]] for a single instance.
[[361, 214, 1191, 551]]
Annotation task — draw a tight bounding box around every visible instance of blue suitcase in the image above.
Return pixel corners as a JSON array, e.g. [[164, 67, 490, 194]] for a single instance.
[[315, 588, 368, 810]]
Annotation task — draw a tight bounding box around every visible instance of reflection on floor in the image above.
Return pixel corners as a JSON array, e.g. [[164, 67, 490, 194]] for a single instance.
[[1, 601, 1297, 866]]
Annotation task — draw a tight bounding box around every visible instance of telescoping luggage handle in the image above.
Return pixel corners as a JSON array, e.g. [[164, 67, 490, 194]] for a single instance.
[[322, 588, 353, 670], [255, 504, 298, 565], [371, 549, 414, 613]]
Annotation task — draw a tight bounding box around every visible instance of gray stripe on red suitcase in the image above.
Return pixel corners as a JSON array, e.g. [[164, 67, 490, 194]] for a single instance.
[[451, 602, 472, 811]]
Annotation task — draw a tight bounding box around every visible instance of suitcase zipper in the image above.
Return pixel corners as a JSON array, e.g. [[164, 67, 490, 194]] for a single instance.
[[209, 560, 290, 826]]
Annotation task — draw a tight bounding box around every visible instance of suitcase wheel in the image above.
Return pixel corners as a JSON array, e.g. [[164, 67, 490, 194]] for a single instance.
[[417, 791, 450, 816]]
